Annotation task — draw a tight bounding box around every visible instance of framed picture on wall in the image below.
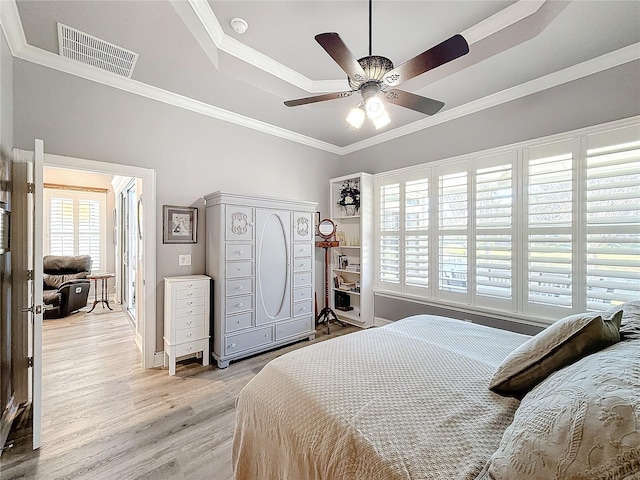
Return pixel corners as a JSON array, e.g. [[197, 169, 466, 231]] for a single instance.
[[163, 205, 197, 244]]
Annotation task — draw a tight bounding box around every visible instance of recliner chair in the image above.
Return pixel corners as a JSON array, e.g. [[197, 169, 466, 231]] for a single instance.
[[42, 255, 92, 319]]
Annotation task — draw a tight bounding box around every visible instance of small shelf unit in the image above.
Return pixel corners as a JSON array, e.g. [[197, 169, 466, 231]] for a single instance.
[[329, 173, 374, 328]]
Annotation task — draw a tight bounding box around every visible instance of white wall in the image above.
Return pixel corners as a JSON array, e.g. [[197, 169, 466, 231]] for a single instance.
[[13, 60, 344, 351]]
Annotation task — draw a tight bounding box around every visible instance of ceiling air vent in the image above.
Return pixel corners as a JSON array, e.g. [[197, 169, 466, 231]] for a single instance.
[[57, 23, 138, 78]]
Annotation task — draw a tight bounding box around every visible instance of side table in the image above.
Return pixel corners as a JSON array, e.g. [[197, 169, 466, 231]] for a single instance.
[[87, 272, 115, 313]]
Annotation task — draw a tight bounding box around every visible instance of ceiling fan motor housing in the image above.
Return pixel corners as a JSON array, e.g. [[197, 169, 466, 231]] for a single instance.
[[348, 55, 394, 90]]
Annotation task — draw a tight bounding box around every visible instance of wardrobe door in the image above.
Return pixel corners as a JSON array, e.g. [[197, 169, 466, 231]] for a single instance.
[[255, 209, 291, 325]]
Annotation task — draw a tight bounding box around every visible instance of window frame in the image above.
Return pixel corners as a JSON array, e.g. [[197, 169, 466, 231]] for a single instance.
[[43, 188, 107, 272], [373, 117, 640, 324]]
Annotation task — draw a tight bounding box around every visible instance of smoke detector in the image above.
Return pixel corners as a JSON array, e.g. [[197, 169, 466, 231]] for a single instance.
[[230, 18, 248, 34]]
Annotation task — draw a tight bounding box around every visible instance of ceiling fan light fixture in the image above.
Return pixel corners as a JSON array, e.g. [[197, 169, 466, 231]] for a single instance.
[[346, 105, 366, 129], [373, 110, 391, 129], [364, 94, 385, 120]]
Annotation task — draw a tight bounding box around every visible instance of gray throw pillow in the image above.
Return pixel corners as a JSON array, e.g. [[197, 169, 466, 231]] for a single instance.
[[489, 310, 623, 397], [606, 300, 640, 340]]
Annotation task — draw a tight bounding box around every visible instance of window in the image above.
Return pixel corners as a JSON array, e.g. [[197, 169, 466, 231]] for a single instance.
[[44, 189, 106, 271], [374, 120, 640, 323]]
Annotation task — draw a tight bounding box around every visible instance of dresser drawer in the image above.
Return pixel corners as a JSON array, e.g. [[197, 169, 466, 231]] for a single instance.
[[175, 339, 206, 358], [225, 327, 272, 355], [293, 286, 312, 302], [175, 325, 205, 344], [176, 288, 205, 300], [175, 314, 205, 330], [293, 272, 312, 287], [293, 257, 312, 273], [225, 294, 252, 314], [225, 244, 252, 260], [293, 243, 312, 258], [226, 278, 253, 296], [176, 304, 205, 319], [292, 301, 313, 317], [276, 316, 312, 341], [226, 311, 253, 333], [226, 261, 253, 279], [176, 296, 205, 309], [174, 279, 209, 292]]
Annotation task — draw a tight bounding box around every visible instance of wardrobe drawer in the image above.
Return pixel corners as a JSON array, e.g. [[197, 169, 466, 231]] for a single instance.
[[176, 288, 205, 300], [293, 286, 312, 302], [176, 296, 205, 309], [226, 312, 253, 333], [226, 278, 253, 296], [225, 244, 252, 260], [293, 272, 312, 287], [226, 294, 252, 315], [175, 339, 206, 358], [226, 261, 253, 279], [293, 257, 312, 273], [293, 243, 312, 258], [175, 325, 205, 344], [175, 314, 205, 330], [176, 304, 205, 319], [276, 316, 312, 341], [225, 327, 273, 355], [292, 301, 313, 317]]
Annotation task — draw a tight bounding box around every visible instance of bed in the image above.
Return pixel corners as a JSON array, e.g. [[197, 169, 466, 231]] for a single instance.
[[233, 306, 640, 480]]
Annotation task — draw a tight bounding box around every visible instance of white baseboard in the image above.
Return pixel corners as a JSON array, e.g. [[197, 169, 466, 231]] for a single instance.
[[373, 316, 393, 327]]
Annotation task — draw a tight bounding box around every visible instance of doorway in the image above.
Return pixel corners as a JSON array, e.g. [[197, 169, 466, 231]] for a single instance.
[[120, 179, 138, 325]]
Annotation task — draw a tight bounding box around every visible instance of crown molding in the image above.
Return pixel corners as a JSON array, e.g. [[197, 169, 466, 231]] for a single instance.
[[1, 0, 638, 156], [183, 0, 545, 94]]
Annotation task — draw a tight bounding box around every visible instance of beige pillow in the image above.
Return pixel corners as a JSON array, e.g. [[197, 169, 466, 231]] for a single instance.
[[488, 339, 640, 480], [489, 310, 622, 397]]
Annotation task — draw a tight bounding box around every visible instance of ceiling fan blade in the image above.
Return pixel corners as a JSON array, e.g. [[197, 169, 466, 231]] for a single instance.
[[383, 34, 469, 87], [315, 33, 369, 83], [384, 89, 444, 116], [284, 90, 353, 107]]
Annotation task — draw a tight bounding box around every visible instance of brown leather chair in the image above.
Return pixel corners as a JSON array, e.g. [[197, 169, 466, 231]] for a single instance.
[[42, 255, 92, 319]]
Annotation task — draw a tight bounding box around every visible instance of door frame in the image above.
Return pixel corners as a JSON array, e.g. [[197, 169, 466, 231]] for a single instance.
[[41, 154, 157, 369]]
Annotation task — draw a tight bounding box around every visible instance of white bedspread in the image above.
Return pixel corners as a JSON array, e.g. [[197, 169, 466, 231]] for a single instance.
[[233, 315, 530, 480]]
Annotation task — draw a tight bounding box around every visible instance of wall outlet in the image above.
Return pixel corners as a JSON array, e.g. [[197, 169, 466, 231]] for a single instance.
[[179, 254, 191, 266]]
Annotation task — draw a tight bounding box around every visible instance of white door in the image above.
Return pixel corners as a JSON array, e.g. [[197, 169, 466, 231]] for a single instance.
[[12, 140, 44, 449]]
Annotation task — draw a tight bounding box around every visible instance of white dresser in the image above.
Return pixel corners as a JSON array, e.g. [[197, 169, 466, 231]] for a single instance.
[[205, 192, 317, 368], [163, 275, 211, 375]]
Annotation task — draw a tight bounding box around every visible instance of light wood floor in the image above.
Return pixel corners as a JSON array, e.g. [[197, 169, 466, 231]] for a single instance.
[[0, 307, 357, 480]]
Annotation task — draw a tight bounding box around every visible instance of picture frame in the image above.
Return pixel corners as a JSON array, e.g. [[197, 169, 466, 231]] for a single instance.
[[163, 205, 197, 244]]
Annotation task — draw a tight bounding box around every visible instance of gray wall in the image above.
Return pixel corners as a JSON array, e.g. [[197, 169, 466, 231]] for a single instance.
[[337, 60, 640, 331], [13, 60, 344, 351]]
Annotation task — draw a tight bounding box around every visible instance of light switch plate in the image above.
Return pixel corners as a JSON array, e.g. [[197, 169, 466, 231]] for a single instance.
[[179, 254, 191, 266]]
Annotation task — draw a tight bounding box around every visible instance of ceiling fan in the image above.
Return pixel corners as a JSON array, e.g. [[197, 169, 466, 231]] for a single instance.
[[284, 0, 469, 129]]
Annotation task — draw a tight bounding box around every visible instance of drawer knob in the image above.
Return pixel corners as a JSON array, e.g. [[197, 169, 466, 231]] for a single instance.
[[188, 283, 193, 288], [236, 320, 241, 324], [187, 301, 193, 305], [237, 285, 243, 290], [230, 342, 237, 348], [187, 320, 192, 325], [187, 292, 193, 297], [264, 334, 268, 338], [187, 333, 192, 338], [237, 250, 243, 255], [237, 302, 243, 308], [188, 310, 193, 314]]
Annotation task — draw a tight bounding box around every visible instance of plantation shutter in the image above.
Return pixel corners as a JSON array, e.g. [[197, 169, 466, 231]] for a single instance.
[[44, 189, 105, 271], [438, 167, 468, 297], [526, 140, 574, 313], [379, 182, 401, 287], [405, 178, 429, 290], [475, 152, 515, 306], [585, 126, 640, 310]]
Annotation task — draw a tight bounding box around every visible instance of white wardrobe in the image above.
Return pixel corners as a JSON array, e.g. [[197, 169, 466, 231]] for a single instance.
[[205, 192, 317, 368]]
